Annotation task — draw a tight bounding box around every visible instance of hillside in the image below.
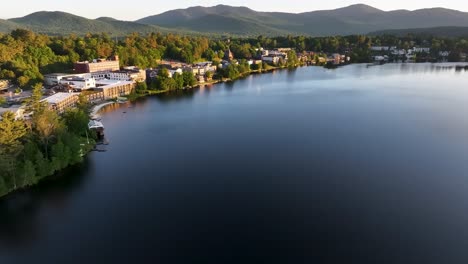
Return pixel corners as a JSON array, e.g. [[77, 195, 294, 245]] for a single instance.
[[137, 4, 468, 36], [2, 4, 468, 37], [7, 11, 165, 36], [0, 19, 21, 33]]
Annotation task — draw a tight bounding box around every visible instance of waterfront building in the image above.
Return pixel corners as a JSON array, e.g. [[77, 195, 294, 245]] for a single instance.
[[95, 80, 135, 100], [42, 92, 79, 113]]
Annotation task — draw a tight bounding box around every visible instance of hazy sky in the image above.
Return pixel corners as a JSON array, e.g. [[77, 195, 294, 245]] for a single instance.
[[2, 0, 468, 20]]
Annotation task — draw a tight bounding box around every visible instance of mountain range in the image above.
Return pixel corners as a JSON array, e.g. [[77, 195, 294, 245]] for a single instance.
[[2, 4, 468, 37]]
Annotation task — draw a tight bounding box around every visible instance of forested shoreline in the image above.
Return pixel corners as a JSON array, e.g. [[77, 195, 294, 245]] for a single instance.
[[1, 29, 468, 90], [1, 29, 468, 198], [0, 85, 95, 197]]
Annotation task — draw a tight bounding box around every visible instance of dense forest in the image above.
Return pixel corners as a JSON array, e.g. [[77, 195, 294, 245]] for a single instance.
[[1, 29, 468, 89]]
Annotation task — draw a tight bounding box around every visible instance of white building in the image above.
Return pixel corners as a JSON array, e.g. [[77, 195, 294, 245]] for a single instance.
[[439, 51, 450, 57], [168, 68, 183, 78], [44, 73, 91, 86], [413, 47, 431, 53], [59, 76, 96, 90]]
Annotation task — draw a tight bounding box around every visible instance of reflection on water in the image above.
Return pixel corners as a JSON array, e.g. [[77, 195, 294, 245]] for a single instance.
[[1, 63, 468, 263], [0, 158, 92, 246]]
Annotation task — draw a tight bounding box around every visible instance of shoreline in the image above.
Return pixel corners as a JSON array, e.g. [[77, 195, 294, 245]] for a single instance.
[[1, 62, 463, 200], [90, 101, 116, 119]]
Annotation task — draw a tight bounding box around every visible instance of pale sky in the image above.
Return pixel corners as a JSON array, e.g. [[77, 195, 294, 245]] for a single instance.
[[2, 0, 468, 20]]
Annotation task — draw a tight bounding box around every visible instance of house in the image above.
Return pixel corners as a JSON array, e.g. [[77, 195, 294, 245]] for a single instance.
[[168, 68, 183, 78], [262, 56, 280, 65], [370, 46, 390, 51], [328, 54, 343, 65], [276, 48, 292, 52], [413, 47, 431, 53], [196, 75, 205, 84], [439, 51, 450, 57]]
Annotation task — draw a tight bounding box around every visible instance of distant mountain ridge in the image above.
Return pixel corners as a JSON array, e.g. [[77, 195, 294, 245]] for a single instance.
[[137, 4, 468, 36], [2, 4, 468, 36], [4, 11, 167, 36]]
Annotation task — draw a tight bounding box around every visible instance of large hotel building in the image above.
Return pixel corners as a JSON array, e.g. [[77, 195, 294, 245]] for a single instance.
[[74, 55, 120, 74]]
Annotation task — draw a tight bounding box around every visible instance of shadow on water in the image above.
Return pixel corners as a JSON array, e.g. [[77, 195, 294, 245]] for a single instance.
[[155, 89, 196, 103], [0, 158, 92, 246]]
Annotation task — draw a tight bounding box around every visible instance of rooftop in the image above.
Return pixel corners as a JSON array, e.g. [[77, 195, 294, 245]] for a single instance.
[[42, 92, 78, 104], [96, 80, 134, 90]]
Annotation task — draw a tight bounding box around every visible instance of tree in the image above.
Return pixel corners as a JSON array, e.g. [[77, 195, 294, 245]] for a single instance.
[[205, 71, 213, 79], [63, 108, 89, 137], [0, 96, 6, 106], [26, 82, 46, 114], [33, 108, 62, 159], [0, 111, 27, 154], [17, 160, 37, 188], [287, 50, 299, 68], [135, 81, 148, 94], [173, 73, 184, 89], [0, 111, 27, 189], [222, 64, 240, 80], [182, 71, 197, 87]]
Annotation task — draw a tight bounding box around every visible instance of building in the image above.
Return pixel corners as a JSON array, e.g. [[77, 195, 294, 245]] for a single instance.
[[95, 80, 135, 100], [42, 92, 79, 113], [413, 47, 431, 53], [224, 49, 234, 61], [262, 56, 280, 65], [82, 90, 105, 104], [107, 68, 146, 82], [168, 68, 183, 78], [59, 76, 96, 90], [276, 48, 292, 52], [44, 73, 91, 86], [74, 55, 120, 74], [370, 46, 390, 51], [439, 51, 450, 57]]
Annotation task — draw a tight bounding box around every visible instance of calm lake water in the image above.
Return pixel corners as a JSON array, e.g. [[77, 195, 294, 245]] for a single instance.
[[1, 64, 468, 263]]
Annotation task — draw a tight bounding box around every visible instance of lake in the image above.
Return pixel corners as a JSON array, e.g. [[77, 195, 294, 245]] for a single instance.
[[1, 63, 468, 263]]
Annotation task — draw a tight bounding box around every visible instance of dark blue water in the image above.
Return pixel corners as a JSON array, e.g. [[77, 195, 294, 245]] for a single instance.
[[1, 64, 468, 263]]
